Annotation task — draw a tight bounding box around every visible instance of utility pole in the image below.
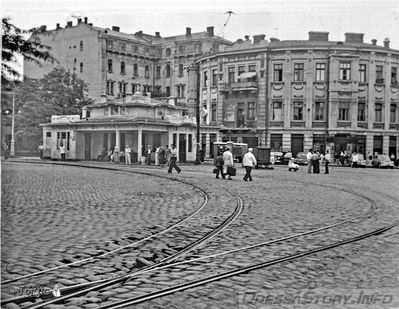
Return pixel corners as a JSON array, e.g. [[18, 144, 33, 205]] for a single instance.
[[10, 83, 16, 157]]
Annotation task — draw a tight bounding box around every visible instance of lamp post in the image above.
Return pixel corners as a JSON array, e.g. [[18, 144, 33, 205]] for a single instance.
[[10, 84, 16, 157]]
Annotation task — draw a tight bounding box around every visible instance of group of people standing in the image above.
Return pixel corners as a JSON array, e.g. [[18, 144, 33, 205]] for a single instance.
[[214, 147, 257, 181], [307, 149, 331, 174]]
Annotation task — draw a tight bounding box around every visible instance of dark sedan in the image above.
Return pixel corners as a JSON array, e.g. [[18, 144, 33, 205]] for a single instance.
[[293, 152, 308, 165]]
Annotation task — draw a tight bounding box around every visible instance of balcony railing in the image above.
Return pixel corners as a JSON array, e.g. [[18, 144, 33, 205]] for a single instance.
[[373, 123, 385, 129], [230, 80, 258, 91]]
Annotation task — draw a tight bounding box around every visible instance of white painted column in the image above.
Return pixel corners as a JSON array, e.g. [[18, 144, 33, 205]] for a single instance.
[[107, 133, 112, 150], [383, 135, 389, 155], [115, 128, 120, 149], [137, 129, 142, 163]]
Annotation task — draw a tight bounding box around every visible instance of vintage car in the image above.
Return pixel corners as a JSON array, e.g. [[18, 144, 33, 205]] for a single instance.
[[351, 153, 367, 168], [270, 151, 283, 165], [293, 152, 308, 165], [372, 155, 395, 168], [282, 152, 293, 165]]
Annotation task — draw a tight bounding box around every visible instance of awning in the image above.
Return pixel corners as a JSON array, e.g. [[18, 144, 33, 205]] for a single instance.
[[238, 72, 257, 79]]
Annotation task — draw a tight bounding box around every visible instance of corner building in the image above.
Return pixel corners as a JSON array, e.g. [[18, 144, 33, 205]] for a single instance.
[[197, 32, 399, 159]]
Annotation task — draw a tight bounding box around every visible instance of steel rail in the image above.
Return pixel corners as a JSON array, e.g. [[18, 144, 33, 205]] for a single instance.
[[97, 222, 398, 309]]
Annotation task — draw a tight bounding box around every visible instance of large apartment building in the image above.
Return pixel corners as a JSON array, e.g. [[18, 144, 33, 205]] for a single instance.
[[197, 32, 399, 159], [24, 17, 232, 103]]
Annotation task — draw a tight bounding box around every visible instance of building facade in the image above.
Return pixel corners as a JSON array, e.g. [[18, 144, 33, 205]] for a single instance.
[[197, 32, 399, 159]]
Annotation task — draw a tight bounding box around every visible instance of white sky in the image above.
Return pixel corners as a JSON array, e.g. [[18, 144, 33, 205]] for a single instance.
[[2, 0, 399, 49]]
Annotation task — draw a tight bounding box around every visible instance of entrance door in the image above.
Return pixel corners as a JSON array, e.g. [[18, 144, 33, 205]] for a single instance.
[[84, 133, 91, 160], [291, 134, 304, 157], [178, 134, 186, 163]]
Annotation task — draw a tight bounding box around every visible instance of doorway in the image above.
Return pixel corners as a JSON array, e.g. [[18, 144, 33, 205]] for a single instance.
[[84, 133, 91, 160]]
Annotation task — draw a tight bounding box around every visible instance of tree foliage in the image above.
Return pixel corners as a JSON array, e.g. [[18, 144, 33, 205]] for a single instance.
[[2, 17, 54, 81], [3, 67, 93, 138]]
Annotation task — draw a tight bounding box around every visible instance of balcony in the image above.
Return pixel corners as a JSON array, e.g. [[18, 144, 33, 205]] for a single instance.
[[389, 123, 399, 130], [373, 123, 385, 129], [375, 78, 385, 84], [312, 121, 327, 128], [230, 80, 258, 91], [290, 121, 305, 127], [357, 122, 368, 129], [337, 121, 351, 128]]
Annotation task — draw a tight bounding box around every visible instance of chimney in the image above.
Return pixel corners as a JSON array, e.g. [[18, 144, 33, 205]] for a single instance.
[[66, 21, 73, 28], [371, 39, 377, 45], [308, 31, 329, 41], [253, 34, 266, 44], [84, 17, 88, 24], [270, 37, 280, 43], [384, 38, 390, 48], [155, 31, 161, 38], [112, 26, 120, 32], [245, 35, 250, 41], [186, 27, 191, 38], [345, 32, 364, 43], [77, 18, 82, 24], [40, 25, 47, 32], [88, 23, 93, 26], [56, 23, 60, 29], [207, 26, 214, 37]]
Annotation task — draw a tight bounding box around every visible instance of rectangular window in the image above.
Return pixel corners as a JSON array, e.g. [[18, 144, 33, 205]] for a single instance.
[[106, 81, 115, 95], [294, 63, 304, 81], [212, 69, 218, 86], [211, 102, 216, 121], [248, 102, 255, 120], [179, 45, 185, 54], [376, 65, 384, 83], [131, 83, 139, 94], [338, 102, 350, 120], [274, 64, 283, 82], [121, 42, 126, 51], [203, 71, 208, 87], [57, 132, 70, 150], [238, 66, 245, 76], [166, 86, 170, 97], [176, 85, 185, 98], [121, 61, 125, 74], [237, 103, 245, 127], [359, 64, 367, 82], [391, 67, 398, 85], [314, 101, 325, 121], [179, 64, 184, 77], [145, 66, 149, 78], [80, 41, 83, 51], [375, 103, 383, 122], [108, 59, 113, 72], [260, 60, 265, 68], [111, 105, 118, 115], [188, 134, 192, 152], [339, 62, 351, 80], [144, 47, 150, 55], [293, 102, 303, 120], [133, 64, 138, 76], [173, 133, 177, 146], [107, 40, 113, 49], [358, 102, 366, 121], [390, 104, 397, 122], [228, 67, 235, 83], [316, 63, 326, 81], [272, 102, 282, 121], [133, 45, 138, 53], [156, 66, 161, 79], [248, 65, 256, 72], [80, 62, 83, 73]]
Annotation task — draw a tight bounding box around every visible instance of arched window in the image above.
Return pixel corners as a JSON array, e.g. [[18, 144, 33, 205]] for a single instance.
[[166, 64, 171, 78]]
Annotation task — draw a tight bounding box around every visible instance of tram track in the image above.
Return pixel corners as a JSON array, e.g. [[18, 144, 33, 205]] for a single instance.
[[2, 161, 398, 309], [1, 161, 244, 308]]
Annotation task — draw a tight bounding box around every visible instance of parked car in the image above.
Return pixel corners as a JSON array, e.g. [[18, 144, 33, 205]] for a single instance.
[[372, 155, 395, 168], [293, 152, 308, 165], [282, 152, 293, 165], [351, 153, 367, 168], [270, 151, 283, 165]]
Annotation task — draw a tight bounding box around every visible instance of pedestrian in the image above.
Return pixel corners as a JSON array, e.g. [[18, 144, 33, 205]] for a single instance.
[[340, 151, 345, 166], [168, 144, 181, 173], [146, 145, 152, 165], [325, 150, 331, 174], [242, 148, 257, 181], [351, 152, 359, 168], [113, 146, 120, 163], [60, 143, 66, 161], [2, 142, 9, 160], [312, 150, 320, 173], [125, 145, 132, 165], [158, 146, 165, 168], [107, 148, 113, 162], [390, 153, 395, 162], [214, 151, 224, 179], [165, 145, 171, 166], [307, 149, 313, 173], [38, 142, 44, 160], [155, 146, 160, 166], [223, 146, 234, 180]]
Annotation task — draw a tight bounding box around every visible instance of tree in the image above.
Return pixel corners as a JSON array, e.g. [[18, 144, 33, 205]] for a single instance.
[[2, 17, 54, 82], [12, 67, 93, 138]]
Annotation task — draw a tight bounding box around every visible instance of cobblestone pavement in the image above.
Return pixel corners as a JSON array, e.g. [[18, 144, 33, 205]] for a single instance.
[[1, 159, 399, 309]]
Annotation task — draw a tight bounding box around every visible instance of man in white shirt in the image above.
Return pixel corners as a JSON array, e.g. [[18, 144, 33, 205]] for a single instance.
[[306, 149, 313, 173], [352, 152, 359, 168], [223, 147, 234, 180], [125, 145, 132, 165], [243, 148, 257, 181], [167, 144, 181, 173]]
